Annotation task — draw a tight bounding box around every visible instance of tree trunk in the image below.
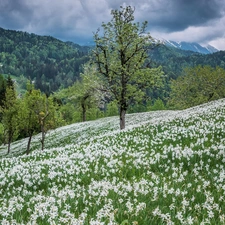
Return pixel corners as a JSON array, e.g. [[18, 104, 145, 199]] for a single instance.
[[82, 103, 86, 122], [7, 140, 11, 154], [120, 108, 126, 130], [7, 130, 13, 154], [40, 111, 49, 151], [27, 134, 32, 155], [41, 124, 45, 150]]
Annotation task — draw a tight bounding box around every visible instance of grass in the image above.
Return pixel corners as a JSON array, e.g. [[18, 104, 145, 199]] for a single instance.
[[1, 99, 225, 224]]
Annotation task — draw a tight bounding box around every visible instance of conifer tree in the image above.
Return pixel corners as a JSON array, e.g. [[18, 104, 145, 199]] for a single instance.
[[0, 86, 19, 154]]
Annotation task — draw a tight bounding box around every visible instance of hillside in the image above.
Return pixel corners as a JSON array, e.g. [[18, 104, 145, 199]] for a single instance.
[[0, 27, 90, 94], [1, 99, 225, 224], [0, 27, 225, 96], [149, 45, 225, 80]]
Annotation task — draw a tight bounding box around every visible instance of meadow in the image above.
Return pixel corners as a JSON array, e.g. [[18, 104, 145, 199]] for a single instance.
[[1, 99, 225, 224]]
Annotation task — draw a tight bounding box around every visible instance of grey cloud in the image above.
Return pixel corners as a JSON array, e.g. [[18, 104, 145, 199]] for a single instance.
[[104, 0, 225, 32], [0, 0, 224, 48], [0, 0, 33, 29], [132, 0, 225, 32]]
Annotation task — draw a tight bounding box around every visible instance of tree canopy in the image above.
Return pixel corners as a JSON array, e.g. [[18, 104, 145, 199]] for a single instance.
[[55, 62, 105, 122], [168, 65, 225, 109]]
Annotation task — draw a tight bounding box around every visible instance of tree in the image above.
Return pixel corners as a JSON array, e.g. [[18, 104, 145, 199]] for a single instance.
[[19, 87, 39, 154], [20, 83, 57, 154], [37, 94, 57, 150], [106, 100, 119, 117], [56, 62, 104, 122], [147, 98, 166, 111], [0, 86, 20, 154], [168, 66, 225, 109], [93, 6, 163, 129], [0, 74, 6, 120]]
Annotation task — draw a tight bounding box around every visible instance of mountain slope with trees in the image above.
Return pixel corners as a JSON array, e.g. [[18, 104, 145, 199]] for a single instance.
[[0, 27, 90, 94], [149, 44, 225, 80], [0, 26, 225, 97]]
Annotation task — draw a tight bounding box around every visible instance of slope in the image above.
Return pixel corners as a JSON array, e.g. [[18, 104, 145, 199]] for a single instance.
[[1, 99, 225, 224]]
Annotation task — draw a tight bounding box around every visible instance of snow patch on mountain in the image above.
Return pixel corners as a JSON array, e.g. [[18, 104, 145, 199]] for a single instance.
[[160, 39, 218, 54]]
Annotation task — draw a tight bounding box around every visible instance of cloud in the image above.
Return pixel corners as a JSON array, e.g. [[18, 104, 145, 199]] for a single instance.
[[0, 0, 224, 49], [131, 0, 225, 31], [0, 0, 33, 29]]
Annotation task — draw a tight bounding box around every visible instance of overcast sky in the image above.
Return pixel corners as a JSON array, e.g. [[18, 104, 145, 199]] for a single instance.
[[0, 0, 225, 50]]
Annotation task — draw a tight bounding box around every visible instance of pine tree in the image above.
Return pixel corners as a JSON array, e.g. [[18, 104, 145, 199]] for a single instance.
[[0, 86, 19, 154]]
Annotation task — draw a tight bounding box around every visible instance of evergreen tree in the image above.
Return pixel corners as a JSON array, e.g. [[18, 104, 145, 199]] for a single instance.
[[0, 86, 19, 154], [0, 74, 6, 119]]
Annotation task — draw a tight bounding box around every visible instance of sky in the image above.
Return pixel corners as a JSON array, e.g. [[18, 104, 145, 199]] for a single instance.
[[0, 0, 225, 50]]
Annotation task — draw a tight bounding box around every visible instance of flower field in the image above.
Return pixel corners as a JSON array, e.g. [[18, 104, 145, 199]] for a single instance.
[[1, 99, 225, 224]]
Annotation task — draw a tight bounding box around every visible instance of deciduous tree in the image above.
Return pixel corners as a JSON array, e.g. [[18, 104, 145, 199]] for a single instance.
[[21, 83, 57, 154], [169, 66, 225, 109], [56, 62, 104, 122], [93, 6, 163, 129]]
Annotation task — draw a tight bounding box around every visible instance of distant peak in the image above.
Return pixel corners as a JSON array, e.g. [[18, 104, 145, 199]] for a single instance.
[[161, 39, 218, 54]]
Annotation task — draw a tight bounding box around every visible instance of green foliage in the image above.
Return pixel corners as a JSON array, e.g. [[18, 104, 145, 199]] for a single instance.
[[148, 98, 166, 111], [55, 62, 104, 122], [106, 100, 118, 117], [0, 27, 90, 94], [93, 6, 164, 129], [86, 107, 104, 121], [57, 102, 82, 124], [168, 65, 225, 109], [0, 86, 20, 153]]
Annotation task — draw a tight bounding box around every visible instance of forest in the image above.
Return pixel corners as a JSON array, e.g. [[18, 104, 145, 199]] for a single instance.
[[0, 27, 90, 94]]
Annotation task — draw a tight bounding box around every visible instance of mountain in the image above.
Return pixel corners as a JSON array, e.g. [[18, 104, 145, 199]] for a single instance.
[[148, 44, 225, 81], [0, 27, 90, 94], [0, 27, 224, 96], [161, 39, 218, 54]]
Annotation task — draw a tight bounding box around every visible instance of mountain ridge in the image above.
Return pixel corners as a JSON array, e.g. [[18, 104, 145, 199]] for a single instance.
[[160, 39, 218, 54]]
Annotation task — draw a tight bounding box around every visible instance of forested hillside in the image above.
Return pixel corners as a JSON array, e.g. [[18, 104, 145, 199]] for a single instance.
[[0, 27, 225, 96], [149, 45, 225, 80], [1, 26, 225, 114], [0, 27, 90, 94]]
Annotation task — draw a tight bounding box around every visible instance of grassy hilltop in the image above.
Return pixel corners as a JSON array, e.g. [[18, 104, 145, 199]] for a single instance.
[[1, 99, 225, 224]]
